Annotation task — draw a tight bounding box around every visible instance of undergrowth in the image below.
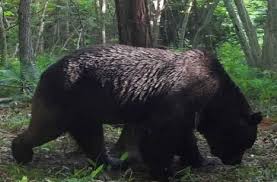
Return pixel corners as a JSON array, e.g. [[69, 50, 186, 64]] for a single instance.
[[0, 55, 56, 98], [218, 42, 277, 117]]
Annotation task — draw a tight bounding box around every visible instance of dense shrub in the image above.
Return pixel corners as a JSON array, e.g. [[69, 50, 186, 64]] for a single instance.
[[218, 42, 277, 117]]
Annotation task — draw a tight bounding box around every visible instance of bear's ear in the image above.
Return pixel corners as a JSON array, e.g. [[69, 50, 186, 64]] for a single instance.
[[249, 112, 262, 125]]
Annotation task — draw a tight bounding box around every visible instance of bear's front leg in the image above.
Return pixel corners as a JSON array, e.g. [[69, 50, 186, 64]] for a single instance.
[[138, 127, 174, 182], [178, 130, 204, 168]]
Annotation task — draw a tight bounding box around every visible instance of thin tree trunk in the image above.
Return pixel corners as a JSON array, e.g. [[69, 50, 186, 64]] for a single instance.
[[76, 28, 83, 49], [3, 12, 10, 27], [35, 0, 48, 56], [18, 0, 37, 90], [0, 0, 7, 67], [151, 0, 165, 46], [95, 0, 100, 22], [262, 0, 277, 70], [192, 0, 220, 48], [13, 43, 19, 58], [179, 0, 193, 48], [234, 0, 261, 66], [94, 0, 101, 43], [66, 1, 70, 38], [101, 0, 106, 44], [224, 0, 255, 66]]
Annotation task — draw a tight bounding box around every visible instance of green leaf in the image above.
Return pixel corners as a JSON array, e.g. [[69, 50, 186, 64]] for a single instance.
[[18, 176, 28, 182], [120, 152, 129, 161], [90, 164, 104, 179], [4, 11, 14, 16]]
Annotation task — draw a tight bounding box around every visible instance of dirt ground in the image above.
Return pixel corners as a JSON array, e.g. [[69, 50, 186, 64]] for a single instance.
[[0, 106, 276, 182]]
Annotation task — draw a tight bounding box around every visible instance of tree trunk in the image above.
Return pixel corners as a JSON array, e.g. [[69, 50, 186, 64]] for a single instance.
[[234, 0, 261, 66], [179, 0, 194, 48], [13, 43, 19, 58], [115, 0, 152, 47], [76, 28, 83, 49], [114, 0, 152, 162], [262, 0, 277, 70], [115, 0, 131, 45], [100, 0, 106, 44], [65, 1, 70, 39], [94, 0, 101, 43], [151, 0, 165, 46], [18, 0, 37, 90], [35, 1, 48, 56], [192, 0, 220, 48], [131, 0, 152, 47], [0, 0, 7, 67], [224, 0, 255, 66]]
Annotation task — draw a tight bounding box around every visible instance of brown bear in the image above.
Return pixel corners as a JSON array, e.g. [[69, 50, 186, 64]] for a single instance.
[[12, 45, 262, 181]]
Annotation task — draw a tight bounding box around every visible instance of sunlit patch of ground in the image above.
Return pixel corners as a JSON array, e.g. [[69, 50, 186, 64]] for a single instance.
[[0, 106, 276, 182]]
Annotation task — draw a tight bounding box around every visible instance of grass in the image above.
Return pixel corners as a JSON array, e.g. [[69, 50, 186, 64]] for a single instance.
[[1, 163, 277, 182], [173, 163, 277, 182], [0, 164, 59, 182]]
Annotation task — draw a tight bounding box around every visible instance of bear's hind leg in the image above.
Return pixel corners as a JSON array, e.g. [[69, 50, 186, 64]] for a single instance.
[[68, 122, 123, 168], [12, 98, 64, 164], [12, 119, 64, 164]]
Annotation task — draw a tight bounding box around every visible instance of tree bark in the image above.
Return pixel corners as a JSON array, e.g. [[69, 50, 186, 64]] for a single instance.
[[76, 28, 83, 49], [115, 0, 152, 47], [192, 0, 220, 48], [151, 0, 165, 46], [179, 0, 194, 48], [114, 0, 152, 162], [224, 0, 255, 66], [234, 0, 261, 66], [0, 0, 7, 67], [94, 0, 100, 43], [35, 1, 48, 56], [115, 0, 131, 45], [262, 0, 277, 70], [100, 0, 106, 44], [65, 1, 70, 39], [18, 0, 37, 89]]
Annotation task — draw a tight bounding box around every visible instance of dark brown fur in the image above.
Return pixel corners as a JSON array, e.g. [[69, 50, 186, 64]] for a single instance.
[[12, 45, 262, 181]]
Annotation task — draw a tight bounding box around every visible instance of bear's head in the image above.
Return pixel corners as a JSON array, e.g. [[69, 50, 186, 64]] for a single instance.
[[198, 111, 262, 165]]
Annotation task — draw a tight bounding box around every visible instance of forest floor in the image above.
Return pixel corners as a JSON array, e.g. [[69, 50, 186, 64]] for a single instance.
[[0, 103, 276, 182]]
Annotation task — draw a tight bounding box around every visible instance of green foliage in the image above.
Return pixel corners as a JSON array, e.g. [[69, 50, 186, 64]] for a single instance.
[[35, 55, 56, 74], [175, 167, 195, 182], [0, 58, 22, 97], [0, 164, 57, 182], [0, 112, 30, 131], [63, 164, 104, 182], [218, 42, 277, 116], [120, 152, 129, 161], [0, 55, 55, 97], [90, 164, 104, 179], [19, 176, 28, 182]]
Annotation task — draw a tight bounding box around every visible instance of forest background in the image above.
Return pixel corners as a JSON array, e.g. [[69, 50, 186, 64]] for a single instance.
[[0, 0, 276, 181]]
